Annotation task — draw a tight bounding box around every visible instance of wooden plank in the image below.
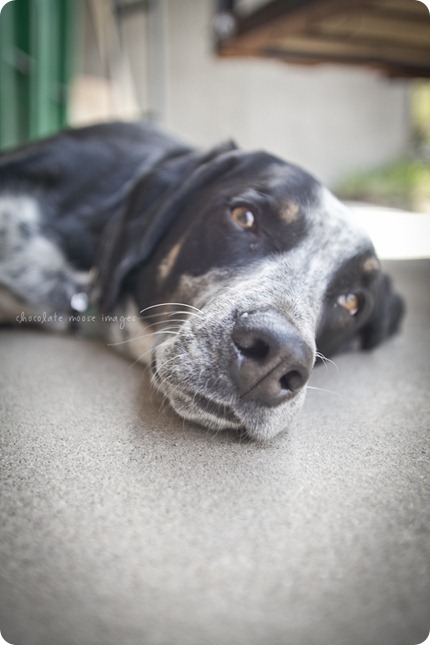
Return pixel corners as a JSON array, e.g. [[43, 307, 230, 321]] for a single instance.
[[222, 14, 430, 62], [314, 8, 430, 48], [219, 43, 430, 77], [227, 30, 430, 62], [370, 0, 429, 15], [363, 0, 430, 21], [219, 26, 430, 75], [234, 0, 363, 36], [217, 0, 363, 50]]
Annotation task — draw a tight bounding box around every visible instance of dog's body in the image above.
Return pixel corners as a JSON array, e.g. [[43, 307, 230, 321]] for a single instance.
[[0, 121, 404, 440]]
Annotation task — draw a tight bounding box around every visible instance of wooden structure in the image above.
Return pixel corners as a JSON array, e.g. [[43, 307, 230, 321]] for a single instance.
[[215, 0, 430, 78]]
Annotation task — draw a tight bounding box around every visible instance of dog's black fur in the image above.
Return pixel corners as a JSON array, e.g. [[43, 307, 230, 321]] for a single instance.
[[0, 121, 404, 440]]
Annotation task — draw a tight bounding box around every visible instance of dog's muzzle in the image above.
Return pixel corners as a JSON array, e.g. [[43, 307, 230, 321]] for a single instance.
[[151, 304, 314, 441]]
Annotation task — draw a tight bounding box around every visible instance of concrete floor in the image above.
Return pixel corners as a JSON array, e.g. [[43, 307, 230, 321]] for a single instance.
[[0, 258, 429, 645]]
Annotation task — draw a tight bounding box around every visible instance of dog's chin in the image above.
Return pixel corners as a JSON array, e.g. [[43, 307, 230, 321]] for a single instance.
[[151, 370, 306, 442]]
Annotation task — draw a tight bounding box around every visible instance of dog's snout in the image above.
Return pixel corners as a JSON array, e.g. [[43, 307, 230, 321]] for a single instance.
[[231, 311, 312, 407]]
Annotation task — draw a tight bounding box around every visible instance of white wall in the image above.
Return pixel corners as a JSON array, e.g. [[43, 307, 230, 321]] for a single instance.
[[162, 0, 411, 188]]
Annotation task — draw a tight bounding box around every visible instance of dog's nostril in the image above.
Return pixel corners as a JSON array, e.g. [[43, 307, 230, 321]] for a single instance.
[[279, 369, 306, 393], [234, 336, 270, 361]]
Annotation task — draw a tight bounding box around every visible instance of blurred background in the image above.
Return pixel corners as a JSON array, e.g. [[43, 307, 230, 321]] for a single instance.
[[0, 0, 429, 252]]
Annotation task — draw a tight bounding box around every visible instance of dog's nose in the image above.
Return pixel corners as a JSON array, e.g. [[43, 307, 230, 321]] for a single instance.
[[231, 311, 312, 407]]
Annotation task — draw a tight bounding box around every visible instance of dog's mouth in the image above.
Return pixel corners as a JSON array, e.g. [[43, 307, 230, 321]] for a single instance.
[[169, 388, 244, 429], [151, 359, 244, 429]]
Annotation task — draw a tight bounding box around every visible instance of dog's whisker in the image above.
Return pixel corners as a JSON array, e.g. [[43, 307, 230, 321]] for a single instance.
[[129, 347, 157, 369], [138, 309, 201, 322], [315, 352, 339, 372], [306, 385, 355, 404], [152, 367, 175, 390], [143, 318, 189, 331], [157, 390, 171, 415], [139, 302, 203, 316], [151, 354, 189, 391], [130, 335, 180, 370], [153, 351, 185, 372]]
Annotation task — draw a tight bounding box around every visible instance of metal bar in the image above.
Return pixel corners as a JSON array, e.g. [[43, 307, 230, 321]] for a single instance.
[[29, 0, 59, 139], [58, 0, 78, 128], [0, 0, 19, 149], [15, 0, 32, 143]]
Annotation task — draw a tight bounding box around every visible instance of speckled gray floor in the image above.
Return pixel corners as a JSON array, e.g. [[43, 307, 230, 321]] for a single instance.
[[1, 260, 429, 645]]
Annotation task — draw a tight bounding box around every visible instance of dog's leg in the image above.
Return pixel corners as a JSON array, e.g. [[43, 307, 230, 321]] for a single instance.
[[0, 195, 89, 328]]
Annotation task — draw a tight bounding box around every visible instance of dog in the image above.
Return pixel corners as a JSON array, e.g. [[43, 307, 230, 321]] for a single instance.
[[0, 121, 404, 441]]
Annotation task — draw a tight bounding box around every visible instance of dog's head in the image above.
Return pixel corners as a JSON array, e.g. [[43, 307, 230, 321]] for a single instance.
[[97, 143, 404, 440]]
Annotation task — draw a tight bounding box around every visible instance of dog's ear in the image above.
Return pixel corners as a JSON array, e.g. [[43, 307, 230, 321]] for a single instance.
[[360, 273, 405, 349], [94, 140, 238, 311]]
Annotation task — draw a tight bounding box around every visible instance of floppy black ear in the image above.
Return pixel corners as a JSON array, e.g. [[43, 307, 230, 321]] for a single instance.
[[95, 140, 238, 311], [360, 273, 405, 349]]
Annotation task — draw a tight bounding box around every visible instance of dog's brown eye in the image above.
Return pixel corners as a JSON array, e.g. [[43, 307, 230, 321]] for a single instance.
[[337, 293, 361, 316], [231, 206, 255, 229]]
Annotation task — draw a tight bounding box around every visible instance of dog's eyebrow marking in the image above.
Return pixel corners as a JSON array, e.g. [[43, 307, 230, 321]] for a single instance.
[[280, 201, 300, 224], [158, 237, 186, 283]]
